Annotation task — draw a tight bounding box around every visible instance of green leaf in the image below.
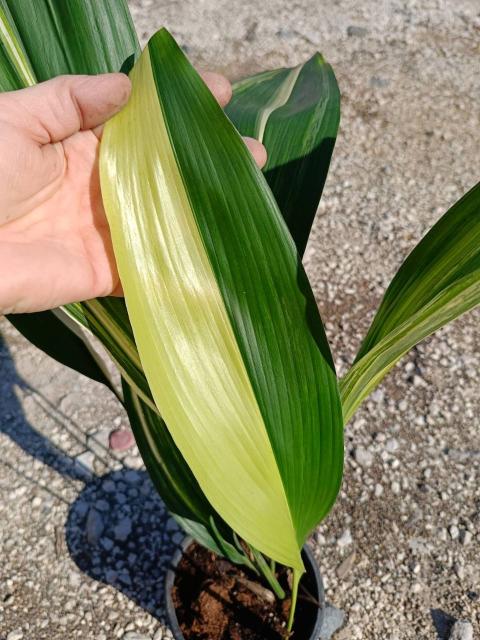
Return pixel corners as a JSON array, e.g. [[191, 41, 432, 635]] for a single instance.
[[69, 297, 254, 566], [341, 182, 480, 423], [0, 0, 139, 389], [122, 378, 263, 567], [0, 1, 343, 584], [100, 28, 343, 571], [0, 0, 258, 569], [226, 54, 340, 255], [2, 0, 139, 80], [7, 309, 115, 390], [0, 1, 35, 90], [121, 381, 219, 531]]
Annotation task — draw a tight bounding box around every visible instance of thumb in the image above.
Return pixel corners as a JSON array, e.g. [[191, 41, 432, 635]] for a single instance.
[[5, 73, 131, 143]]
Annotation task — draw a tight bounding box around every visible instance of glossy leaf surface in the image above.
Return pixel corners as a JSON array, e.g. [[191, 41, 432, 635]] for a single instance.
[[2, 0, 139, 80], [226, 55, 340, 255], [101, 29, 343, 570]]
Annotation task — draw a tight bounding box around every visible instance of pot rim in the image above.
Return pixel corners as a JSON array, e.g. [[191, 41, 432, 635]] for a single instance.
[[165, 536, 325, 640]]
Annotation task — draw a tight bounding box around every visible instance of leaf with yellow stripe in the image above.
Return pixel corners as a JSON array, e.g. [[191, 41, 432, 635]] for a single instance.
[[2, 0, 138, 81], [100, 27, 343, 595], [226, 54, 340, 255], [0, 0, 266, 559], [0, 0, 35, 90], [341, 182, 480, 423]]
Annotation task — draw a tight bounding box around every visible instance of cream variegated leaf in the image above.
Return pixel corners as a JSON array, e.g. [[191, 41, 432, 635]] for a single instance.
[[226, 54, 340, 255], [100, 29, 344, 578], [341, 182, 480, 423]]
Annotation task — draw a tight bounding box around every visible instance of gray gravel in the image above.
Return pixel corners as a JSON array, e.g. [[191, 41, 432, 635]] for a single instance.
[[320, 605, 346, 640], [1, 1, 479, 638], [449, 620, 474, 640]]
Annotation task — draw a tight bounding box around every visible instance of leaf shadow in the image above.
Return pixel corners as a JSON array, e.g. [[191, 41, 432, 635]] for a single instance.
[[0, 331, 178, 624]]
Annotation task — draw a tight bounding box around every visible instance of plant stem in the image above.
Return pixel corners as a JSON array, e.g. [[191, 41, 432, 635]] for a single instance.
[[270, 558, 276, 573], [251, 548, 285, 599], [287, 569, 301, 632]]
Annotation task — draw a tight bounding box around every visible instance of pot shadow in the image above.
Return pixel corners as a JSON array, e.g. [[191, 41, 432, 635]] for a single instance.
[[0, 331, 180, 624]]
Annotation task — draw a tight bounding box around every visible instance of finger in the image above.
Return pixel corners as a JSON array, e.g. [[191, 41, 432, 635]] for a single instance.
[[243, 136, 268, 169], [5, 73, 131, 143], [92, 123, 105, 141], [200, 71, 232, 108]]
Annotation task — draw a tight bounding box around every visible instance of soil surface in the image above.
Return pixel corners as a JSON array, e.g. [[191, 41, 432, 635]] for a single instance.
[[172, 542, 318, 640]]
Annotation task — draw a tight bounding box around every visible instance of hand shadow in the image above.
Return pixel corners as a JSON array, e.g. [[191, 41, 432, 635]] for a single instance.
[[0, 331, 180, 624]]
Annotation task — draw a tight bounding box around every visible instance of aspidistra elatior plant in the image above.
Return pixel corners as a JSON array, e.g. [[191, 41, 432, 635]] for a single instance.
[[0, 0, 344, 624], [1, 0, 479, 630]]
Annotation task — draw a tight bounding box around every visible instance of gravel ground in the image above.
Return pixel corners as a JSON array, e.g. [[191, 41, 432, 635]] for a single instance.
[[1, 1, 479, 639]]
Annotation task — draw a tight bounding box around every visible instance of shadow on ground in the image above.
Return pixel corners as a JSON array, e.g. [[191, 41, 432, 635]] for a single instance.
[[66, 467, 179, 621], [0, 333, 469, 636], [0, 333, 180, 624], [431, 608, 456, 640]]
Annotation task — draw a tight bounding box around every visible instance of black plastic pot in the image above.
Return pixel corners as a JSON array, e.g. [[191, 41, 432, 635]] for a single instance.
[[165, 537, 325, 639]]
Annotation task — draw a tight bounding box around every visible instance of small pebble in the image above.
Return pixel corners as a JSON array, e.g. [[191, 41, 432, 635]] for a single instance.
[[460, 530, 472, 545], [7, 631, 24, 640], [374, 483, 384, 497], [449, 620, 473, 640], [337, 528, 353, 548], [86, 509, 104, 545], [101, 537, 114, 552], [166, 518, 180, 532], [316, 532, 327, 545], [413, 374, 427, 387], [76, 500, 89, 518], [172, 531, 184, 545], [438, 528, 448, 542], [124, 470, 142, 485], [76, 451, 95, 473], [347, 25, 368, 37], [354, 447, 373, 468], [95, 499, 110, 512], [114, 517, 133, 542], [319, 604, 346, 639], [337, 551, 356, 579], [449, 524, 459, 540], [391, 481, 401, 495], [385, 438, 399, 453], [109, 429, 135, 451], [103, 480, 117, 493]]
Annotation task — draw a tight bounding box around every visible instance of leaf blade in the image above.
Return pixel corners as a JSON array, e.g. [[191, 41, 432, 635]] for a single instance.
[[101, 29, 343, 568], [0, 1, 35, 89], [226, 54, 340, 255], [7, 309, 115, 390], [342, 183, 480, 422], [3, 0, 139, 78]]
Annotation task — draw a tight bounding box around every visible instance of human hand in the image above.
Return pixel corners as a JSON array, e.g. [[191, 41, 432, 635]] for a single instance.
[[0, 73, 267, 315]]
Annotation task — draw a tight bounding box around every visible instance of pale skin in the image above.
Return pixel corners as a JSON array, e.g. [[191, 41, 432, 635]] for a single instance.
[[0, 72, 267, 315]]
